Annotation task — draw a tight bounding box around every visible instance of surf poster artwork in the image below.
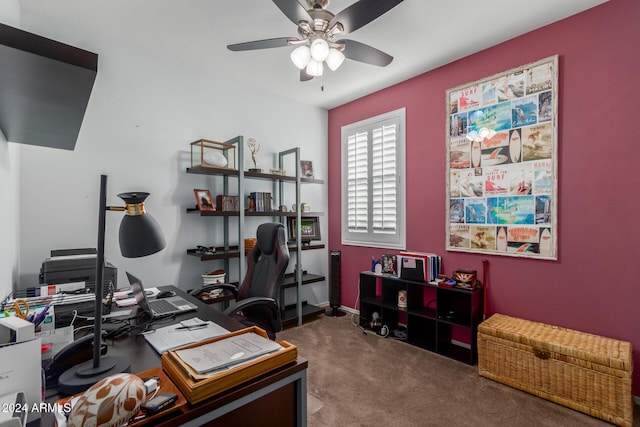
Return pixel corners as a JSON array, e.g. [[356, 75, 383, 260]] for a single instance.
[[446, 56, 558, 259]]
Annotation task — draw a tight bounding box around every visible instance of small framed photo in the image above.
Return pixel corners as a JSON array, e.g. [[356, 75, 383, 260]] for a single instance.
[[381, 254, 397, 275], [300, 160, 314, 178], [287, 216, 321, 243], [452, 269, 477, 289], [194, 189, 215, 211]]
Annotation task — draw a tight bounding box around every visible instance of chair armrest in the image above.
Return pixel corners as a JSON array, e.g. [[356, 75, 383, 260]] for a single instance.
[[189, 283, 238, 299], [223, 297, 282, 332]]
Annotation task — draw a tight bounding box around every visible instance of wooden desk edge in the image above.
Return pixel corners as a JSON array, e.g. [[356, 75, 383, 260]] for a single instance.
[[157, 356, 308, 426]]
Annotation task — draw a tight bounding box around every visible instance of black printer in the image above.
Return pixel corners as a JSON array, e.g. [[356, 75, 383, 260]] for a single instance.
[[39, 248, 117, 290]]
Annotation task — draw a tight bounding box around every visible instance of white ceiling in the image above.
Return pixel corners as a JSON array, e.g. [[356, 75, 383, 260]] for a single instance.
[[20, 0, 608, 110]]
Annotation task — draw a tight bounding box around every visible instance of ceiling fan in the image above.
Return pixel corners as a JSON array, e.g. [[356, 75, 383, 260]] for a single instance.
[[227, 0, 404, 81]]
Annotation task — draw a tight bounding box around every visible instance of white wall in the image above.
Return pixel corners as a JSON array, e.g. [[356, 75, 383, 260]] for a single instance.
[[0, 0, 20, 27], [15, 15, 329, 305], [0, 0, 21, 300], [0, 129, 21, 300]]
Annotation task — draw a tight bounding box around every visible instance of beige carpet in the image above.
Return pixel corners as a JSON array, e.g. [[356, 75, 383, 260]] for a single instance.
[[278, 314, 639, 427]]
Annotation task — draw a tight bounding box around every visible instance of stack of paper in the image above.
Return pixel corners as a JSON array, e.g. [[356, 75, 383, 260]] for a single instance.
[[143, 318, 229, 353], [174, 332, 283, 374]]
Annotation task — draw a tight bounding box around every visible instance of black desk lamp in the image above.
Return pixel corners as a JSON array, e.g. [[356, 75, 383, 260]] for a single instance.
[[58, 174, 166, 395]]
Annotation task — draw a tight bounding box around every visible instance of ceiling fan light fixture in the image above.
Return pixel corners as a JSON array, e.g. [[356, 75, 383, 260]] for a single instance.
[[306, 59, 324, 77], [310, 38, 329, 62], [325, 48, 345, 71], [291, 45, 311, 69]]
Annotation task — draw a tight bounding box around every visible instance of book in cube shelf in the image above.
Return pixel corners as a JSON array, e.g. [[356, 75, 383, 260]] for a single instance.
[[174, 332, 283, 375], [398, 251, 441, 282]]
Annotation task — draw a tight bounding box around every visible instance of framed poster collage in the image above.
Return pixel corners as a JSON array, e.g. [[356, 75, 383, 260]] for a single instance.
[[445, 55, 558, 260]]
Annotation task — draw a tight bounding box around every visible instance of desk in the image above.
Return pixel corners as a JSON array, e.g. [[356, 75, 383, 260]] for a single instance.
[[39, 286, 308, 427]]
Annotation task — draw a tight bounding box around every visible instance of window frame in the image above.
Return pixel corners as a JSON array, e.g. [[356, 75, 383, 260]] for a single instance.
[[340, 107, 406, 249]]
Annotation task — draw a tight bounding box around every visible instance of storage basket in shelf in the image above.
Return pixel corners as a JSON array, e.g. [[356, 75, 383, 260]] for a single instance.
[[161, 326, 298, 404], [244, 238, 257, 251], [190, 138, 236, 170], [478, 313, 633, 427]]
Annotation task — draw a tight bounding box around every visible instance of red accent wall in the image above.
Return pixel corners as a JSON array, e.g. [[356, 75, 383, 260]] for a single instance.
[[328, 0, 640, 394]]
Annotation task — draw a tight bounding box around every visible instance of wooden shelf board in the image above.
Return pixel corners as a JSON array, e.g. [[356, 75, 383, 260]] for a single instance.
[[186, 208, 324, 217], [244, 171, 296, 181], [290, 243, 325, 251], [186, 248, 240, 260], [408, 306, 437, 320], [281, 273, 325, 289], [281, 302, 325, 327], [186, 165, 324, 185], [301, 177, 324, 184], [186, 243, 324, 261], [186, 165, 239, 176]]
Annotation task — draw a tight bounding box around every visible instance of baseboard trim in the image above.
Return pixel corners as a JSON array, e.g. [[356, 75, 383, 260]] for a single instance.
[[314, 303, 357, 315], [339, 305, 358, 315]]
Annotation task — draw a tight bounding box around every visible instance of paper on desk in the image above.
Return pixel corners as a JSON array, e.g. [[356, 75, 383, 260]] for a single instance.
[[37, 325, 73, 360], [143, 319, 230, 353], [174, 332, 283, 374], [115, 287, 161, 307]]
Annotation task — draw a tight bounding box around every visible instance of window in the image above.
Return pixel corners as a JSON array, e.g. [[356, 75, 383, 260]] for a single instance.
[[341, 108, 406, 249]]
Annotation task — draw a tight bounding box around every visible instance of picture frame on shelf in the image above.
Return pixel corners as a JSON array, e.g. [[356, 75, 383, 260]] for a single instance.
[[381, 254, 397, 275], [452, 269, 477, 289], [194, 189, 215, 211], [300, 160, 314, 178], [287, 216, 321, 244]]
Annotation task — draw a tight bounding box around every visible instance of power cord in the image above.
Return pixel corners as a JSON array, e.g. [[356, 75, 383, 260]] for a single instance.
[[350, 279, 389, 338], [350, 278, 367, 334]]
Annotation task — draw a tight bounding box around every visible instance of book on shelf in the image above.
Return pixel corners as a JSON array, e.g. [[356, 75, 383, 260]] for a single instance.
[[263, 192, 272, 211], [398, 251, 441, 282], [249, 192, 262, 212], [248, 192, 272, 212]]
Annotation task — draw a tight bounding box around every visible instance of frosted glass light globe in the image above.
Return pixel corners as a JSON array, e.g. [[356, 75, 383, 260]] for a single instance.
[[290, 46, 311, 69], [326, 48, 345, 71], [310, 39, 329, 62], [306, 59, 324, 77]]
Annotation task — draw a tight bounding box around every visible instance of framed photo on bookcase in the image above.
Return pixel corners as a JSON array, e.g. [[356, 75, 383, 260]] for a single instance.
[[445, 55, 558, 260]]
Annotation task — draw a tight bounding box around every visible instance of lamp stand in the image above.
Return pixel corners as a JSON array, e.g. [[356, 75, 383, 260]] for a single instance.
[[58, 175, 131, 395]]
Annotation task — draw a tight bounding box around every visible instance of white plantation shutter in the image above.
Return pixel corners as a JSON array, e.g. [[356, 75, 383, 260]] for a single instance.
[[372, 125, 397, 234], [342, 108, 405, 249], [347, 131, 369, 232]]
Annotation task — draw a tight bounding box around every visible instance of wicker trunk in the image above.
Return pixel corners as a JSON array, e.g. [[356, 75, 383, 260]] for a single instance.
[[478, 313, 633, 427]]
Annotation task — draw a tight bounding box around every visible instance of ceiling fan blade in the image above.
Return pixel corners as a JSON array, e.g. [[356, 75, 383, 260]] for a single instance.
[[341, 39, 393, 67], [330, 0, 403, 34], [227, 37, 295, 51], [273, 0, 313, 25], [300, 69, 314, 81]]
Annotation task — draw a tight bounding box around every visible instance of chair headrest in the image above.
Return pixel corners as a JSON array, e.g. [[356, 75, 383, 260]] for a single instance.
[[256, 223, 283, 255]]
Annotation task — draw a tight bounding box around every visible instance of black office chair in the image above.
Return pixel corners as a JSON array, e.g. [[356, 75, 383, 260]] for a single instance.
[[190, 222, 290, 340]]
